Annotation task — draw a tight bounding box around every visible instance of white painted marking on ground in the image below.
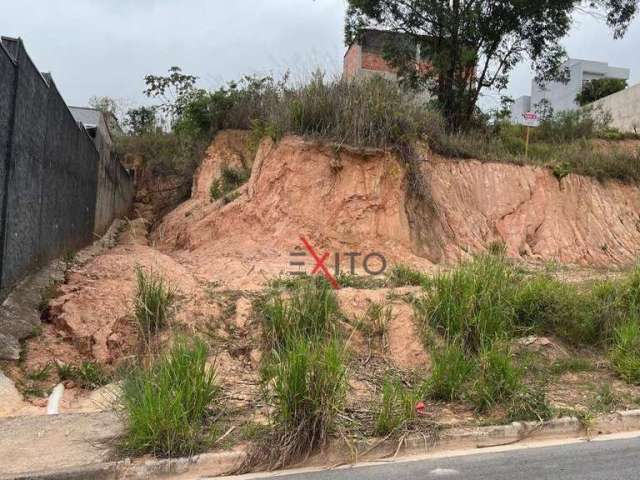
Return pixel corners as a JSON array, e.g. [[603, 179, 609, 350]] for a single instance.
[[429, 468, 460, 476]]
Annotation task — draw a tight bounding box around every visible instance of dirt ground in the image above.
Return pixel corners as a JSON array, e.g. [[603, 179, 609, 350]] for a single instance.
[[3, 130, 640, 441]]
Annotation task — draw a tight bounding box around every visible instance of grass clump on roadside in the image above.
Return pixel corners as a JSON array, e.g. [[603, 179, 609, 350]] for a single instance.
[[259, 338, 347, 468], [609, 319, 640, 384], [374, 377, 420, 435], [472, 345, 523, 412], [416, 254, 518, 353], [425, 342, 475, 401], [119, 338, 220, 458], [55, 361, 111, 389], [240, 276, 348, 471], [506, 386, 553, 422], [134, 267, 175, 341]]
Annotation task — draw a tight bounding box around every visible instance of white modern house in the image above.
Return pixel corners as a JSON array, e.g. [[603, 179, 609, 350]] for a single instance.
[[510, 58, 630, 122]]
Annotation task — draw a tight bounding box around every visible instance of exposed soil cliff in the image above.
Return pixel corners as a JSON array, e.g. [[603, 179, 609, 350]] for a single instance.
[[154, 132, 640, 290]]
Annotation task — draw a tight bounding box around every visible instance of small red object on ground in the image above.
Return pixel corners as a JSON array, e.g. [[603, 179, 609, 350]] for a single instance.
[[415, 400, 426, 416]]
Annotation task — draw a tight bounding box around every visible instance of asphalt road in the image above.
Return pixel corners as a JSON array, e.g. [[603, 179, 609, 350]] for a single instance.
[[230, 436, 640, 480]]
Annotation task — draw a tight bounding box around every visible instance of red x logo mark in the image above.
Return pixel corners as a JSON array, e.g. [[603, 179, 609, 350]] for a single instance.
[[299, 236, 340, 289]]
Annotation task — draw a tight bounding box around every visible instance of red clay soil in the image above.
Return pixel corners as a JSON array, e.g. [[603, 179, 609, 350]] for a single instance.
[[154, 131, 640, 292], [7, 130, 640, 417]]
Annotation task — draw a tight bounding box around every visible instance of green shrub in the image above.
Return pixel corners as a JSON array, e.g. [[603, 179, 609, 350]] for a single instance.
[[374, 377, 419, 435], [386, 264, 431, 288], [472, 345, 522, 412], [134, 267, 175, 341], [425, 342, 475, 401], [119, 338, 220, 457], [417, 254, 518, 352], [261, 277, 339, 351], [55, 361, 111, 389], [609, 320, 640, 384]]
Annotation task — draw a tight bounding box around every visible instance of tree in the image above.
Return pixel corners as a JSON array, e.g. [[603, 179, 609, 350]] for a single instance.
[[345, 1, 638, 131], [576, 77, 627, 105], [143, 66, 198, 125], [124, 106, 158, 136]]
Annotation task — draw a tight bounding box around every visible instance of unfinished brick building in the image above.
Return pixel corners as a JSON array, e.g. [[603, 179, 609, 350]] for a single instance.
[[343, 29, 431, 81]]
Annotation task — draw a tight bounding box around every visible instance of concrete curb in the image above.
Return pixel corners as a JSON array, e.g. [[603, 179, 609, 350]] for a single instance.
[[6, 410, 640, 480]]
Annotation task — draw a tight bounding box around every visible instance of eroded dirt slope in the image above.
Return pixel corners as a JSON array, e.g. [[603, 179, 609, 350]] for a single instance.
[[155, 132, 640, 292]]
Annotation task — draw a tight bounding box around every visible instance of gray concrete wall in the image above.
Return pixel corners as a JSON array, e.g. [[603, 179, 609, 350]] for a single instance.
[[589, 82, 640, 133], [0, 37, 133, 298]]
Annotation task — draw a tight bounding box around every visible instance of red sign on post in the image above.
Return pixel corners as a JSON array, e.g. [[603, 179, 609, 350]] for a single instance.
[[521, 112, 540, 128]]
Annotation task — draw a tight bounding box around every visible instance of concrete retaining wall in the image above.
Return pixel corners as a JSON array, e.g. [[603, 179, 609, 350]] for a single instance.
[[0, 37, 133, 298], [590, 82, 640, 133]]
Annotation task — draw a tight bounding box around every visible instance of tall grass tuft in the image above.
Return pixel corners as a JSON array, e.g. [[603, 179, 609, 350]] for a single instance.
[[119, 338, 220, 457], [241, 277, 347, 472], [472, 344, 522, 412], [134, 267, 175, 341], [261, 276, 339, 351], [417, 254, 518, 353], [255, 337, 347, 470], [609, 319, 640, 384], [425, 342, 475, 401], [374, 377, 420, 435], [385, 264, 431, 288]]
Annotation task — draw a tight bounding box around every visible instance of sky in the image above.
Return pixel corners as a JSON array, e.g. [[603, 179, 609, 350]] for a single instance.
[[2, 0, 640, 112]]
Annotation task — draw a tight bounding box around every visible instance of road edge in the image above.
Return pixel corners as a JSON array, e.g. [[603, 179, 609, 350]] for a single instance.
[[6, 409, 640, 480]]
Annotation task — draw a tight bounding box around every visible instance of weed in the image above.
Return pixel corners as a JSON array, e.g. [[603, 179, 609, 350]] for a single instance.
[[55, 361, 111, 389], [513, 275, 599, 346], [134, 267, 175, 341], [23, 385, 47, 398], [417, 254, 518, 353], [506, 385, 553, 422], [260, 276, 339, 351], [62, 249, 76, 268], [38, 280, 61, 313], [374, 377, 419, 435], [26, 364, 52, 382], [359, 302, 392, 343], [591, 384, 620, 413], [472, 344, 522, 412], [487, 241, 507, 256], [257, 337, 347, 470], [425, 342, 475, 402], [209, 166, 249, 202], [609, 320, 640, 384], [386, 264, 430, 288], [549, 358, 594, 375], [119, 338, 220, 457]]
